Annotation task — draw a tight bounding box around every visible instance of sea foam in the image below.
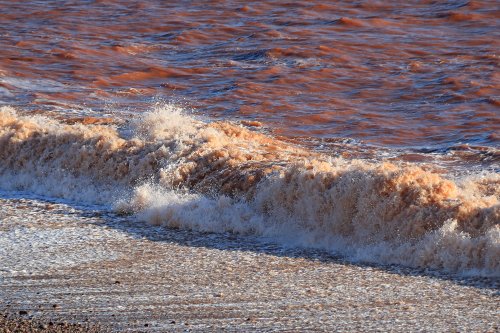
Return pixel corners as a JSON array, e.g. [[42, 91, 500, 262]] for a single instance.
[[1, 105, 498, 276]]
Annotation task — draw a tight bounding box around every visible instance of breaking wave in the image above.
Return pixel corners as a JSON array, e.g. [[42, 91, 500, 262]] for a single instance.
[[0, 105, 498, 276]]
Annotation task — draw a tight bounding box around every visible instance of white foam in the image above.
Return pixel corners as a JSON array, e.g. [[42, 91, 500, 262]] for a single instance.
[[1, 105, 498, 276]]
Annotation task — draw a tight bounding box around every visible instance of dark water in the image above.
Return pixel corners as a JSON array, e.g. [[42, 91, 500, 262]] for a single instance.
[[1, 0, 499, 153]]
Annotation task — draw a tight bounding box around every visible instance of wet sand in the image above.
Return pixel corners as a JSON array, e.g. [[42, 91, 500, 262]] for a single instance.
[[1, 197, 498, 332], [0, 313, 101, 333]]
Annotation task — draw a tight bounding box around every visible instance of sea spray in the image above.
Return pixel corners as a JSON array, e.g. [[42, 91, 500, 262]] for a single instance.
[[1, 105, 498, 275]]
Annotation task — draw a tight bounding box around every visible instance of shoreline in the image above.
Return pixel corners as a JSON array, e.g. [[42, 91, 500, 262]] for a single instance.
[[1, 197, 498, 332]]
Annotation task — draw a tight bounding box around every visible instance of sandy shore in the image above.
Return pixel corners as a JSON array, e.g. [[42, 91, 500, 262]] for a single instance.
[[0, 195, 498, 332], [0, 312, 102, 333]]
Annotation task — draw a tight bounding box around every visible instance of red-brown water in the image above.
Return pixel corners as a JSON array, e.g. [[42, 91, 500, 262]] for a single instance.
[[1, 1, 500, 276], [1, 0, 499, 154]]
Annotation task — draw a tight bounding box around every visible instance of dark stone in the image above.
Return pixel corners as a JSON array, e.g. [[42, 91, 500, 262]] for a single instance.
[[19, 310, 28, 315]]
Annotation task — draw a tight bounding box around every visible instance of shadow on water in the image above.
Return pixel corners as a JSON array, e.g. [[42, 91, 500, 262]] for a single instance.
[[1, 190, 498, 292]]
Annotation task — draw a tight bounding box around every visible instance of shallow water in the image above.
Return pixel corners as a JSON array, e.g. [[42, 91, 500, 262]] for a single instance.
[[0, 1, 499, 277], [1, 0, 499, 151]]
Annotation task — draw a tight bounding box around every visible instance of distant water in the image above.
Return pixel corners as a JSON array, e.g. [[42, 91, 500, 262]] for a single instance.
[[0, 1, 499, 276]]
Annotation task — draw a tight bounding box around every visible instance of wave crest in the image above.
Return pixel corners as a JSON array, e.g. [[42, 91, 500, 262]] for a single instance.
[[1, 105, 498, 275]]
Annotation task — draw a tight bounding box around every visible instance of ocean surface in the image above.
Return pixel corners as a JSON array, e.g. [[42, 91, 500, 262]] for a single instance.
[[0, 0, 499, 276]]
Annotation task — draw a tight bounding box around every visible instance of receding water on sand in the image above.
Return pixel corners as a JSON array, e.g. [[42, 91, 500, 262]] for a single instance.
[[1, 194, 498, 332]]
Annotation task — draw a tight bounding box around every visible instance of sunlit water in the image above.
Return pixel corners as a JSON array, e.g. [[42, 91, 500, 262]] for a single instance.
[[1, 0, 498, 151], [0, 1, 499, 276]]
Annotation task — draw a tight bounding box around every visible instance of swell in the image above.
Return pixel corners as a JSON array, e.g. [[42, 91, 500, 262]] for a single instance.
[[0, 106, 499, 275]]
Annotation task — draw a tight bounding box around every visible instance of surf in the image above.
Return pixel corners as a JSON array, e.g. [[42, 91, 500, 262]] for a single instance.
[[1, 105, 498, 276]]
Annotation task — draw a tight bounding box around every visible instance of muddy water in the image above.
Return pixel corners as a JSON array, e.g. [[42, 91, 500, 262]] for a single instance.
[[1, 0, 498, 152], [0, 1, 499, 277]]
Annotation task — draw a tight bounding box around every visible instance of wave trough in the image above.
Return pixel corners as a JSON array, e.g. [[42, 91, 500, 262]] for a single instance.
[[0, 105, 498, 276]]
